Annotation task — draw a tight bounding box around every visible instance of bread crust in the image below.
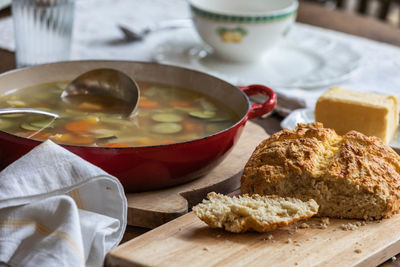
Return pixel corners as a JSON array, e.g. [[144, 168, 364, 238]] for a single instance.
[[241, 123, 400, 219]]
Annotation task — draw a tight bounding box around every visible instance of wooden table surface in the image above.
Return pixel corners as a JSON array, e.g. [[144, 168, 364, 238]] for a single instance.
[[1, 2, 400, 266]]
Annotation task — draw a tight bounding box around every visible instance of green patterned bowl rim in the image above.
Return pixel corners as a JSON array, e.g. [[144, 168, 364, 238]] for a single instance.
[[189, 1, 298, 23]]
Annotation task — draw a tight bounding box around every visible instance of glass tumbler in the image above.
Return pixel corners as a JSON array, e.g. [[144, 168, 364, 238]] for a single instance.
[[12, 0, 75, 68]]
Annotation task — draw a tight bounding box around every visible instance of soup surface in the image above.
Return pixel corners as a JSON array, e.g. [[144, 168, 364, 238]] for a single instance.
[[0, 81, 239, 147]]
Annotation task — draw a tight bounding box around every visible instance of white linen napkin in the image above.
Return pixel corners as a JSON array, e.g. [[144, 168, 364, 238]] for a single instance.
[[0, 140, 127, 267]]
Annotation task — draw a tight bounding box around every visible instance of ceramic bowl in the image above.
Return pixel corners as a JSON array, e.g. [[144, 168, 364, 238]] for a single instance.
[[189, 0, 298, 62]]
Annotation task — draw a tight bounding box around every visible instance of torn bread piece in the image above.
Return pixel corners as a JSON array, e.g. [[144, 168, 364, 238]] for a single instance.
[[192, 192, 319, 233]]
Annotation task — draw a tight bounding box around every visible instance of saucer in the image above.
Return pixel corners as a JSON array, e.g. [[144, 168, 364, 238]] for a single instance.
[[281, 108, 400, 153], [153, 28, 362, 88]]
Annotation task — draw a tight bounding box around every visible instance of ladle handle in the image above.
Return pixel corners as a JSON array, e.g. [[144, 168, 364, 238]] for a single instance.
[[239, 85, 277, 120], [0, 108, 59, 118]]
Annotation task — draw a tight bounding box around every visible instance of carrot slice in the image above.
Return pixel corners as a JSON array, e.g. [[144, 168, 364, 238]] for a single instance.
[[32, 132, 52, 140], [52, 133, 72, 142], [105, 142, 131, 148], [78, 102, 103, 111], [183, 121, 204, 132], [170, 100, 191, 107], [65, 118, 99, 134], [65, 121, 90, 134], [138, 100, 158, 108], [52, 133, 94, 145]]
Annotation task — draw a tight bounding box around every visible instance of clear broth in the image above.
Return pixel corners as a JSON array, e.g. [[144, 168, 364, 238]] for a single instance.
[[0, 81, 240, 147]]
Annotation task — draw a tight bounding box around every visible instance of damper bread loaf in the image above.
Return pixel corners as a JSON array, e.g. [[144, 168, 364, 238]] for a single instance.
[[241, 123, 400, 220]]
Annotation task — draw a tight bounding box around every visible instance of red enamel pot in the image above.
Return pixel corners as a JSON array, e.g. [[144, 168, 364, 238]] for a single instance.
[[0, 61, 276, 192]]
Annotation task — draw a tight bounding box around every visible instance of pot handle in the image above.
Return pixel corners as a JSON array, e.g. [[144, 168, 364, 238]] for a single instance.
[[238, 84, 277, 120]]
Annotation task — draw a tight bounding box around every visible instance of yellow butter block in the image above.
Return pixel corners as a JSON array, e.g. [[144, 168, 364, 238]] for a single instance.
[[315, 87, 398, 144]]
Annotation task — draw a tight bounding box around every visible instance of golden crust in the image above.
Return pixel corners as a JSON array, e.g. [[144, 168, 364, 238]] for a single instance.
[[241, 123, 400, 219]]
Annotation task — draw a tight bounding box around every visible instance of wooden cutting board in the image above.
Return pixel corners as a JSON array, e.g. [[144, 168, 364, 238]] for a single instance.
[[125, 121, 268, 228], [106, 212, 400, 267]]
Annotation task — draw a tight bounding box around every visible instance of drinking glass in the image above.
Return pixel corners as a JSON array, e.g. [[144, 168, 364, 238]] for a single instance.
[[12, 0, 75, 68]]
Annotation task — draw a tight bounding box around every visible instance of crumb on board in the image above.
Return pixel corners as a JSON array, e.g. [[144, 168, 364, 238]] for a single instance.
[[286, 238, 293, 244], [354, 249, 362, 254], [299, 222, 310, 229], [321, 217, 330, 225], [392, 256, 397, 262], [216, 234, 221, 238], [317, 217, 330, 229], [340, 221, 366, 231], [203, 247, 209, 252], [267, 234, 273, 240]]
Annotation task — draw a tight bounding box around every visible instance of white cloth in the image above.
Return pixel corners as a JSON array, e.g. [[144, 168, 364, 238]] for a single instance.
[[0, 0, 399, 115], [0, 140, 127, 267]]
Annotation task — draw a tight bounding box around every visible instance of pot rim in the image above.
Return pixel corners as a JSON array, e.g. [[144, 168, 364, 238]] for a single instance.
[[0, 60, 252, 150]]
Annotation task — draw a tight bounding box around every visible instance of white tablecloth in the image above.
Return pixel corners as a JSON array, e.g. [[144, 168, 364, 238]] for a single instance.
[[0, 0, 399, 114]]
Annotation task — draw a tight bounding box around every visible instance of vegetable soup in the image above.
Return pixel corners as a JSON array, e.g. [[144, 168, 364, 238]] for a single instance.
[[0, 81, 240, 147]]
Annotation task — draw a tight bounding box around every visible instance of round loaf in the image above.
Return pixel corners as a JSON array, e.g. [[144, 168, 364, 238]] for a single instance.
[[241, 122, 400, 219]]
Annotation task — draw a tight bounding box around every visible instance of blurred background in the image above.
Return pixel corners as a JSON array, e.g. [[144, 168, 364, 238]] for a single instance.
[[302, 0, 400, 26]]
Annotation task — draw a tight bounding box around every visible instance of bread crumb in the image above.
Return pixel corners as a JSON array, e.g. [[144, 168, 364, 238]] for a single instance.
[[316, 217, 330, 229], [286, 238, 293, 244], [392, 256, 397, 261], [318, 224, 328, 229], [299, 222, 310, 229], [340, 222, 362, 231], [321, 217, 330, 225], [267, 234, 273, 240], [294, 262, 298, 266], [203, 247, 209, 252], [216, 234, 221, 238], [354, 249, 362, 254]]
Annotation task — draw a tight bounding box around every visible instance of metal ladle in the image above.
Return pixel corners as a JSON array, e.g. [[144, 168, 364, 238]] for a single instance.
[[61, 68, 140, 118], [0, 68, 140, 119], [0, 108, 60, 118]]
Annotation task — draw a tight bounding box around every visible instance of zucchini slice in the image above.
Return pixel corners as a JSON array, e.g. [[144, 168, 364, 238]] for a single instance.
[[97, 135, 117, 140], [30, 119, 55, 129], [152, 113, 183, 123], [151, 122, 182, 134], [0, 118, 13, 130], [20, 122, 41, 131], [0, 113, 25, 118], [189, 110, 216, 119], [208, 116, 230, 122]]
